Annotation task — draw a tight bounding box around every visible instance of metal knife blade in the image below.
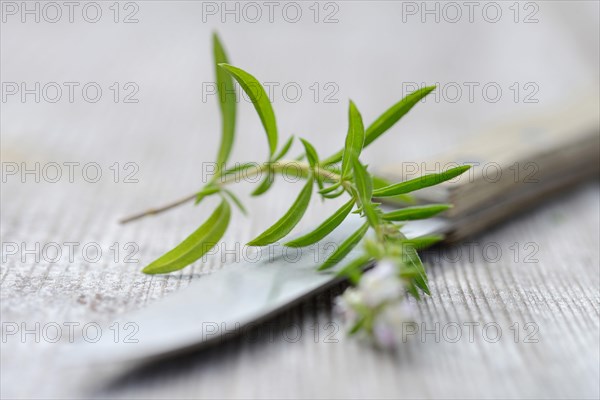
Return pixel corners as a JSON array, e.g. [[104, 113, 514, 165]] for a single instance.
[[60, 214, 448, 366]]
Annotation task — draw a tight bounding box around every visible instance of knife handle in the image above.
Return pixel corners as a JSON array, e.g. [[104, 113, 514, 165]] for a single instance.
[[379, 95, 600, 241]]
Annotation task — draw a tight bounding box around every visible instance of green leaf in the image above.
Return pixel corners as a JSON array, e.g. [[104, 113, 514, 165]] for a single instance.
[[322, 86, 435, 165], [340, 100, 365, 177], [195, 184, 220, 204], [300, 137, 324, 188], [252, 135, 302, 196], [252, 133, 295, 196], [300, 138, 319, 168], [143, 200, 231, 274], [321, 187, 345, 199], [274, 136, 295, 161], [251, 170, 275, 196], [318, 181, 341, 195], [365, 86, 436, 147], [373, 165, 471, 197], [318, 222, 369, 271], [402, 246, 430, 295], [213, 33, 237, 168], [223, 189, 247, 215], [405, 282, 421, 300], [402, 235, 443, 250], [247, 176, 314, 246], [372, 175, 391, 188], [372, 175, 414, 204], [219, 63, 278, 157], [336, 254, 371, 284], [398, 266, 422, 280], [285, 199, 355, 247], [383, 205, 449, 222], [382, 204, 451, 221], [351, 156, 379, 228]]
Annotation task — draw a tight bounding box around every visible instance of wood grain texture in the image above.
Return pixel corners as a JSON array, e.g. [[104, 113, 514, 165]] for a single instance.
[[1, 2, 599, 399]]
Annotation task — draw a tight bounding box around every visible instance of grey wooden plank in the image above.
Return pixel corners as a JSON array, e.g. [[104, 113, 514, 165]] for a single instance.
[[1, 2, 599, 399]]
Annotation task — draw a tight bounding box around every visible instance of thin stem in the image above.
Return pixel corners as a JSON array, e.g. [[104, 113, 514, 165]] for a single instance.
[[119, 193, 197, 224], [119, 159, 345, 224]]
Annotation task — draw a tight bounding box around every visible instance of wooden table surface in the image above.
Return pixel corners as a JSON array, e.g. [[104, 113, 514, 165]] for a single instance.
[[1, 2, 599, 398]]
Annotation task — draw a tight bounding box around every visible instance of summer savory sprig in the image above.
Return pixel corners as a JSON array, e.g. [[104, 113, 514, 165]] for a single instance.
[[120, 33, 470, 341]]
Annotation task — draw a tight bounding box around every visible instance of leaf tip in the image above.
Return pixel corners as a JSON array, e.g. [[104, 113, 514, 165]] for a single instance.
[[246, 239, 264, 247], [348, 99, 360, 114], [317, 263, 330, 271], [142, 265, 158, 275]]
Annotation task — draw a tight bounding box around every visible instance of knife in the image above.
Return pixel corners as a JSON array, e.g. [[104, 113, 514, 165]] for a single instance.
[[63, 95, 599, 366]]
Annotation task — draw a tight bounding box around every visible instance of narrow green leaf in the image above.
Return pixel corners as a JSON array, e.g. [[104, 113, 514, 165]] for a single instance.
[[322, 86, 436, 165], [219, 63, 278, 157], [143, 201, 231, 274], [315, 176, 325, 191], [247, 176, 314, 246], [351, 156, 379, 228], [365, 86, 436, 146], [406, 282, 421, 300], [402, 235, 443, 250], [213, 33, 237, 167], [321, 187, 345, 199], [223, 189, 247, 215], [274, 135, 295, 161], [299, 137, 323, 189], [251, 170, 275, 196], [318, 181, 341, 195], [402, 246, 430, 295], [340, 100, 365, 177], [372, 175, 414, 204], [300, 138, 319, 168], [252, 134, 296, 196], [336, 254, 372, 284], [383, 204, 451, 221], [372, 175, 391, 188], [373, 165, 471, 197], [398, 265, 422, 279], [285, 199, 355, 247], [195, 184, 220, 204], [318, 222, 369, 271]]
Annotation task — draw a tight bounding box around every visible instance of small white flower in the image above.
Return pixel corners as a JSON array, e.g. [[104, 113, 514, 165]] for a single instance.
[[359, 260, 404, 308], [336, 259, 415, 345], [334, 287, 363, 327]]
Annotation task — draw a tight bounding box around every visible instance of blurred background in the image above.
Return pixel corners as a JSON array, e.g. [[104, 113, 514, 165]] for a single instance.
[[1, 1, 599, 399]]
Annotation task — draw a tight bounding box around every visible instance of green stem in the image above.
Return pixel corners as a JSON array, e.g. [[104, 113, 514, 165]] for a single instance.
[[219, 159, 340, 185], [120, 159, 349, 224]]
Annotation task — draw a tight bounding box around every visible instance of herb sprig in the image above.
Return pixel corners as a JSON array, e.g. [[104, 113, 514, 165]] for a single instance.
[[121, 33, 470, 342]]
